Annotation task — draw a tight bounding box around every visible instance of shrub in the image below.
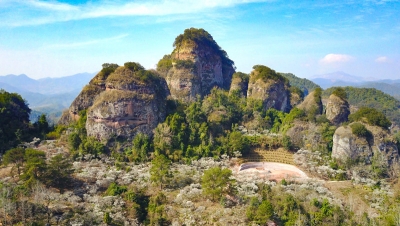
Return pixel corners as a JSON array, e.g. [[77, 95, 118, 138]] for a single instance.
[[101, 63, 119, 77], [349, 107, 391, 129], [174, 59, 196, 70], [332, 87, 347, 100], [350, 123, 372, 139], [250, 65, 288, 85], [105, 182, 127, 196], [157, 54, 173, 72], [124, 62, 145, 72]]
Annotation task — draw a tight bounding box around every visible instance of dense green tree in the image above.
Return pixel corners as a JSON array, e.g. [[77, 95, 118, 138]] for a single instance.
[[156, 54, 173, 73], [148, 192, 169, 225], [68, 132, 81, 151], [227, 131, 249, 155], [80, 137, 106, 157], [0, 90, 31, 153], [126, 133, 151, 163], [349, 107, 391, 128], [331, 87, 347, 100], [43, 154, 73, 193], [201, 167, 235, 201], [255, 200, 274, 224], [21, 149, 46, 187], [2, 147, 26, 175], [37, 114, 49, 135], [150, 154, 171, 189], [105, 182, 128, 196]]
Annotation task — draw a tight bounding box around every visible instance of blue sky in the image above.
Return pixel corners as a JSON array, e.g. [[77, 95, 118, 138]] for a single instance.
[[0, 0, 399, 80]]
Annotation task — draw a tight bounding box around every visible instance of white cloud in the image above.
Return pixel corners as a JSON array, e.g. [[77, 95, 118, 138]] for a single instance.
[[0, 0, 272, 27], [320, 54, 354, 64], [375, 56, 388, 63]]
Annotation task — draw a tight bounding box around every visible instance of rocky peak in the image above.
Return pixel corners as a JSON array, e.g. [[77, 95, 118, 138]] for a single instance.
[[246, 65, 291, 112], [60, 62, 168, 142], [297, 88, 323, 114], [325, 94, 350, 125], [159, 28, 235, 102], [58, 63, 119, 124]]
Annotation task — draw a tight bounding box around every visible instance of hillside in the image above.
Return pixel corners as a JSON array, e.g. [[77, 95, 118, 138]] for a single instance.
[[1, 28, 400, 225], [280, 72, 320, 96], [323, 86, 400, 125]]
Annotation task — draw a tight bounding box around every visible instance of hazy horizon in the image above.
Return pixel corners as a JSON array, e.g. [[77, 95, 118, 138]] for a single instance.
[[1, 0, 399, 80]]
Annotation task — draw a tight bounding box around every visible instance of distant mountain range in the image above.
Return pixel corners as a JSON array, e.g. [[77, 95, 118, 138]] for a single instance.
[[311, 71, 400, 100], [0, 72, 96, 123]]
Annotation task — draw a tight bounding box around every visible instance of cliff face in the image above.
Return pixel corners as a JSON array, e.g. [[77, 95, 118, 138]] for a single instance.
[[61, 63, 168, 142], [229, 72, 249, 96], [332, 123, 399, 165], [247, 66, 291, 112], [59, 71, 108, 124], [325, 94, 350, 125], [161, 28, 235, 102]]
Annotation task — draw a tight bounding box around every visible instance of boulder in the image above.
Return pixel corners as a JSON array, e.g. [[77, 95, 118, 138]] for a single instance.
[[325, 94, 350, 125], [332, 123, 399, 165]]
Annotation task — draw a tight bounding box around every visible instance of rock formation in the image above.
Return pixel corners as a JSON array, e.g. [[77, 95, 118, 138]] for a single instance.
[[332, 123, 399, 165], [325, 94, 350, 125], [229, 72, 249, 96], [247, 65, 291, 112], [159, 28, 235, 102], [297, 89, 323, 115], [60, 62, 168, 142], [59, 63, 119, 124]]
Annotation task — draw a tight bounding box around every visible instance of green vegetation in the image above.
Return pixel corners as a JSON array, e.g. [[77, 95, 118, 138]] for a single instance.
[[173, 27, 234, 67], [0, 89, 31, 153], [2, 147, 26, 175], [101, 63, 119, 77], [201, 167, 235, 201], [124, 62, 145, 72], [125, 133, 151, 163], [232, 72, 249, 82], [150, 154, 171, 189], [349, 107, 391, 128], [156, 54, 173, 73], [323, 86, 400, 125], [250, 65, 289, 85], [289, 86, 304, 99], [43, 154, 73, 193], [332, 87, 347, 100], [350, 123, 372, 139], [174, 59, 196, 71], [280, 72, 321, 95]]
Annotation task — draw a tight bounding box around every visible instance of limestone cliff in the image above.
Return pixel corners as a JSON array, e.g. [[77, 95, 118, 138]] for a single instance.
[[61, 62, 168, 142], [247, 65, 291, 112], [332, 123, 399, 165], [159, 28, 235, 102], [325, 94, 350, 125]]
